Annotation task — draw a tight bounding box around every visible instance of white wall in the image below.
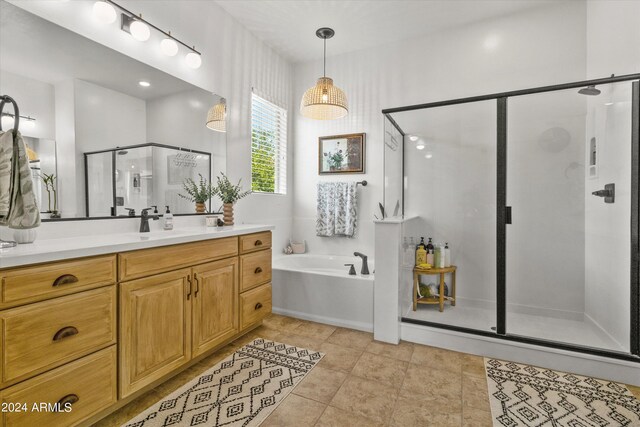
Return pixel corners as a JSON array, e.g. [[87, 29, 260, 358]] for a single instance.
[[0, 70, 55, 140], [10, 0, 294, 250], [292, 1, 587, 260], [583, 0, 640, 351], [74, 79, 147, 216]]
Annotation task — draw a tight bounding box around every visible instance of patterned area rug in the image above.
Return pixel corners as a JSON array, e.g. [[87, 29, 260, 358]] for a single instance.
[[485, 358, 640, 426], [123, 338, 324, 427]]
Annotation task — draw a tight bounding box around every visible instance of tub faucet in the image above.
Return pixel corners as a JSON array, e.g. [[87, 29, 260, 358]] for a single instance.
[[140, 208, 159, 232], [353, 252, 370, 275]]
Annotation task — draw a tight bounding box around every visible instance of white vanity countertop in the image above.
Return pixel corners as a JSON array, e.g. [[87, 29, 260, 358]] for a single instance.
[[0, 224, 275, 268]]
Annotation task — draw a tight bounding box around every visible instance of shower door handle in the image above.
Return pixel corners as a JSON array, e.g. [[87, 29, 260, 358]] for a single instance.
[[592, 183, 615, 203], [505, 206, 512, 225]]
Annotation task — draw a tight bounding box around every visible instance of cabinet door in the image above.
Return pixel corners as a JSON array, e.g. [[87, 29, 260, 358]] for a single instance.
[[119, 268, 192, 398], [192, 258, 239, 357]]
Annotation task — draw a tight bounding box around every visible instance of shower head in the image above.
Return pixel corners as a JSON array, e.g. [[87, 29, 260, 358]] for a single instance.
[[578, 85, 601, 96]]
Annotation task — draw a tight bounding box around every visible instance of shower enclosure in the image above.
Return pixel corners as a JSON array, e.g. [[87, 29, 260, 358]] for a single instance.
[[85, 143, 211, 217], [383, 73, 640, 360]]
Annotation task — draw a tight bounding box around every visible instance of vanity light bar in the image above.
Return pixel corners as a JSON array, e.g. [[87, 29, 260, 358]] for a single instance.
[[95, 0, 202, 67]]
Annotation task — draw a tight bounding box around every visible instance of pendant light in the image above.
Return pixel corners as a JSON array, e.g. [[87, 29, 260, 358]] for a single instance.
[[300, 27, 348, 120], [206, 98, 226, 132]]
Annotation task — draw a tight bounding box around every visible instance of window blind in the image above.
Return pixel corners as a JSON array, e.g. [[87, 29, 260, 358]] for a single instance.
[[251, 92, 287, 194]]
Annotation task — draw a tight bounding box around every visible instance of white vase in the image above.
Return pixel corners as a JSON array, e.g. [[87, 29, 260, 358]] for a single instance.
[[13, 229, 37, 244]]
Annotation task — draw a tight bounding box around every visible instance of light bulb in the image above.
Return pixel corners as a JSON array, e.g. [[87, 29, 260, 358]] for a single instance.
[[130, 19, 150, 41], [93, 1, 117, 24], [425, 152, 433, 159], [416, 143, 425, 150], [322, 93, 328, 102], [161, 38, 178, 56], [138, 81, 150, 87], [409, 135, 418, 142], [185, 52, 202, 69]]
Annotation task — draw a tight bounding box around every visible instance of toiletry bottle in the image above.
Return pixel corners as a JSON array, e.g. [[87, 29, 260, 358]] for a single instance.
[[163, 206, 173, 230], [434, 245, 441, 269], [444, 242, 451, 267], [415, 237, 427, 266], [438, 244, 446, 268], [426, 237, 434, 266]]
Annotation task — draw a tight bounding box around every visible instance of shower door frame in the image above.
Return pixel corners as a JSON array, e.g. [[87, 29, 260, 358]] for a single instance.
[[384, 72, 640, 362]]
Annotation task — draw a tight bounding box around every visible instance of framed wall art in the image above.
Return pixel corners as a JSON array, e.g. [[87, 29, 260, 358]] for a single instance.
[[318, 133, 365, 174]]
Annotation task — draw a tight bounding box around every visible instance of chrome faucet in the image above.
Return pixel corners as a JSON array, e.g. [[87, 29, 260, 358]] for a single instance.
[[353, 252, 370, 275], [139, 208, 159, 232]]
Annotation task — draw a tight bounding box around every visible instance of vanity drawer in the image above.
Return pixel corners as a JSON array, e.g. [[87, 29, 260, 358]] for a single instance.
[[119, 237, 238, 281], [0, 286, 116, 387], [0, 346, 117, 427], [0, 255, 116, 309], [239, 231, 272, 254], [240, 249, 272, 291], [240, 283, 272, 330]]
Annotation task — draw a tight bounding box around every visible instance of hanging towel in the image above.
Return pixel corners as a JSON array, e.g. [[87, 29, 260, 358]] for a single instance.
[[0, 131, 12, 218], [316, 182, 358, 237], [0, 130, 40, 229]]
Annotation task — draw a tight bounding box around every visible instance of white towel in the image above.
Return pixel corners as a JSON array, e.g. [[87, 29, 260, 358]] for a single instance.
[[0, 131, 12, 218], [0, 130, 40, 229], [316, 182, 358, 237]]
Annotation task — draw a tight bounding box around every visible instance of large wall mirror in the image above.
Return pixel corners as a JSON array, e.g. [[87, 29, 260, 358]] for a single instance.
[[0, 1, 226, 219]]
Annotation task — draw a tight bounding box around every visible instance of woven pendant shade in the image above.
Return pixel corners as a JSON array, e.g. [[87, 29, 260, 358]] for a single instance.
[[206, 98, 226, 132], [300, 77, 348, 120]]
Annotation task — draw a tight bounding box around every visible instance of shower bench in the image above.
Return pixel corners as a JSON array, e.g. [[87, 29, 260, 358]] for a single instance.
[[413, 265, 457, 312]]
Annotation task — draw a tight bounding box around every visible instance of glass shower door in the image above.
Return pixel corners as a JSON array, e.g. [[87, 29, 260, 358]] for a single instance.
[[505, 81, 636, 353]]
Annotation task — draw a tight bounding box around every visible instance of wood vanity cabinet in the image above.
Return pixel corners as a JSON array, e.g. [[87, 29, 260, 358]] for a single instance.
[[192, 258, 239, 357], [119, 268, 192, 398], [118, 233, 270, 398], [0, 230, 272, 425]]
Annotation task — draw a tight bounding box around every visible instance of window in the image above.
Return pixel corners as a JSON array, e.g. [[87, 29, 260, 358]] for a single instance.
[[251, 92, 287, 194]]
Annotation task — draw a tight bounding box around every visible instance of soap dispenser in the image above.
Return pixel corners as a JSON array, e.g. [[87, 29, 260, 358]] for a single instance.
[[163, 206, 173, 230]]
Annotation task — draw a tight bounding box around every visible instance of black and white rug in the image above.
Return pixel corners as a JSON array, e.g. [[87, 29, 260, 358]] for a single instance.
[[123, 338, 324, 427], [485, 358, 640, 426]]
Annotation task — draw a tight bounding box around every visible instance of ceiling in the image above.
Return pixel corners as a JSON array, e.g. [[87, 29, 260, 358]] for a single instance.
[[0, 1, 198, 100], [215, 0, 554, 63]]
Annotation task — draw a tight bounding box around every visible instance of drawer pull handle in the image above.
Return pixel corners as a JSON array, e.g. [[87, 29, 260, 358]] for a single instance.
[[52, 274, 79, 287], [57, 394, 79, 409], [255, 302, 263, 310], [53, 326, 79, 342], [194, 273, 199, 297], [254, 267, 263, 274], [254, 240, 263, 246]]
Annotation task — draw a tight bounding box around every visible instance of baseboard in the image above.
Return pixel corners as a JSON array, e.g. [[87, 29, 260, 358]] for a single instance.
[[272, 307, 373, 332], [401, 322, 640, 386]]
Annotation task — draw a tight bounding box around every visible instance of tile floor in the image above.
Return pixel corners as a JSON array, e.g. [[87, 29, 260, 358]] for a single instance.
[[95, 314, 640, 427]]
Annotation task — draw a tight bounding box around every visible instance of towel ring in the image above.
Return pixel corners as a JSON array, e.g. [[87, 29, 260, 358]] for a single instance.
[[0, 95, 20, 134]]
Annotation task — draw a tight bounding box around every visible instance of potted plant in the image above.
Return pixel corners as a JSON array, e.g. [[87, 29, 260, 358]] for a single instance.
[[325, 149, 344, 171], [40, 173, 60, 218], [179, 174, 216, 213], [213, 172, 251, 225]]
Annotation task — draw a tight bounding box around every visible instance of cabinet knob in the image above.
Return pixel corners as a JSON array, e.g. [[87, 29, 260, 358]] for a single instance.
[[255, 302, 263, 310], [254, 240, 263, 246], [52, 274, 79, 287], [53, 326, 79, 342], [57, 394, 79, 410], [254, 267, 263, 274]]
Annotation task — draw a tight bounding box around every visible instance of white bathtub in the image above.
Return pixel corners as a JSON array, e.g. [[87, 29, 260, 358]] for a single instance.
[[272, 254, 375, 332]]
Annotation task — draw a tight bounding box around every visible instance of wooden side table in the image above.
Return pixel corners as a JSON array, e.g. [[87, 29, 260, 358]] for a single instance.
[[413, 265, 457, 312]]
